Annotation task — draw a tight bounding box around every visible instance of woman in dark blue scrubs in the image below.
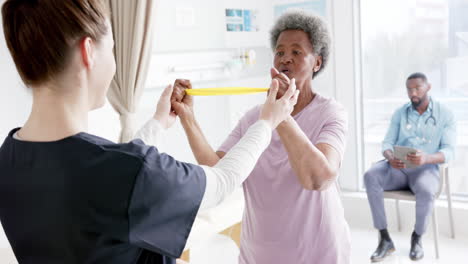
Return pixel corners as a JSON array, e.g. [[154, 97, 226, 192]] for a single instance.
[[0, 1, 299, 263]]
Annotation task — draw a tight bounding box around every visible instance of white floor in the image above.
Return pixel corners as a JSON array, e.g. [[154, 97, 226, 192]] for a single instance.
[[1, 228, 467, 263], [350, 228, 468, 264], [187, 228, 468, 264]]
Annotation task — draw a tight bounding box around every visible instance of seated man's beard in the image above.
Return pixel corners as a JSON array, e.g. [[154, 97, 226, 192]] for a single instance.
[[411, 97, 422, 108]]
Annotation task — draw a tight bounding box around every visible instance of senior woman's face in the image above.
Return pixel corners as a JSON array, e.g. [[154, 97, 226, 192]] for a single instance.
[[273, 30, 320, 90]]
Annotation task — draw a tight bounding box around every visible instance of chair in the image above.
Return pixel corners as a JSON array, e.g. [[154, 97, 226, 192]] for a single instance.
[[383, 163, 455, 259]]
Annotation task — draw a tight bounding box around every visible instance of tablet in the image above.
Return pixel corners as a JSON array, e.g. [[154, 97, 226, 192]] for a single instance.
[[394, 145, 418, 169]]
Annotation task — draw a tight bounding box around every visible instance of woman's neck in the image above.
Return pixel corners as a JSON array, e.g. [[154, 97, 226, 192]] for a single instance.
[[291, 79, 315, 116], [18, 85, 89, 141]]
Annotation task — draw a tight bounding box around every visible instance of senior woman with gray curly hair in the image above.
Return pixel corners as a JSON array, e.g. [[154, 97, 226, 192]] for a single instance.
[[171, 10, 350, 264]]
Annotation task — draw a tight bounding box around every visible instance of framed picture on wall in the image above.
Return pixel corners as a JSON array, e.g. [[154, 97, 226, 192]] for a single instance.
[[225, 9, 260, 32]]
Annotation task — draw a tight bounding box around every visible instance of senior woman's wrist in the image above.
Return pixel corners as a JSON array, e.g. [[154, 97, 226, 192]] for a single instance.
[[276, 115, 295, 131], [180, 113, 198, 130], [178, 109, 195, 123]]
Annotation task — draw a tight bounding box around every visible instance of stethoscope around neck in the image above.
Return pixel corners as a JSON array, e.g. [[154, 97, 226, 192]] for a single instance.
[[405, 98, 436, 131]]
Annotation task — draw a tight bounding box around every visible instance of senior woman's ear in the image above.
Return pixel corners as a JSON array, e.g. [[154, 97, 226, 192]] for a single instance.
[[313, 56, 323, 73]]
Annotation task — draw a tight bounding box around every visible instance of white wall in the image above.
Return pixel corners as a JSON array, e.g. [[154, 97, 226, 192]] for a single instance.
[[153, 0, 270, 52]]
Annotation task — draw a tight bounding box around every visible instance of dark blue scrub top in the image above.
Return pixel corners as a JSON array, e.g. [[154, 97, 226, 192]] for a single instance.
[[0, 128, 206, 264]]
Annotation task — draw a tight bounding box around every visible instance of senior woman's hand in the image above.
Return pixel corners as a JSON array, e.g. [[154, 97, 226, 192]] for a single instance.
[[260, 78, 299, 128], [270, 68, 291, 99], [171, 79, 195, 121], [171, 79, 191, 103]]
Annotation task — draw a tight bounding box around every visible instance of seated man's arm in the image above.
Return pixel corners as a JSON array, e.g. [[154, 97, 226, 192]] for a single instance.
[[438, 108, 457, 163], [407, 108, 456, 166], [407, 151, 445, 166], [382, 109, 401, 156], [382, 109, 407, 169]]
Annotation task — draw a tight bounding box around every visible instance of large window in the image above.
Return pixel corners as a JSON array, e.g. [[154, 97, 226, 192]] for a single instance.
[[360, 0, 468, 196]]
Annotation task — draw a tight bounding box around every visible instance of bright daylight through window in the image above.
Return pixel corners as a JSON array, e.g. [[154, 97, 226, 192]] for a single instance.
[[360, 0, 468, 196]]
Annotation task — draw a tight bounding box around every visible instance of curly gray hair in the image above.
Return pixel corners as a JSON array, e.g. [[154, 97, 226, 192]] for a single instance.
[[270, 10, 331, 78]]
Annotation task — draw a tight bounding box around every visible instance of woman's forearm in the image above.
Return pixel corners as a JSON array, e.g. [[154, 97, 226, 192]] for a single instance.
[[199, 120, 272, 209], [276, 117, 336, 190], [180, 116, 221, 166], [134, 118, 163, 148]]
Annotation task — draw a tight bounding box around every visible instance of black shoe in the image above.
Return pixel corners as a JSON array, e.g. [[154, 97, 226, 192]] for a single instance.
[[410, 231, 424, 261], [371, 229, 396, 262]]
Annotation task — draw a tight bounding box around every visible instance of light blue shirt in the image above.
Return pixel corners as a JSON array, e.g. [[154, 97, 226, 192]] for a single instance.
[[382, 98, 456, 162]]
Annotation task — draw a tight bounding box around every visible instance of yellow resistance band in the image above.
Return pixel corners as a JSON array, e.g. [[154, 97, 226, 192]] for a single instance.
[[185, 87, 269, 96]]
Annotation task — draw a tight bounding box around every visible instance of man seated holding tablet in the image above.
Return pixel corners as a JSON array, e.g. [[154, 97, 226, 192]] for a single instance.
[[363, 72, 456, 262]]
